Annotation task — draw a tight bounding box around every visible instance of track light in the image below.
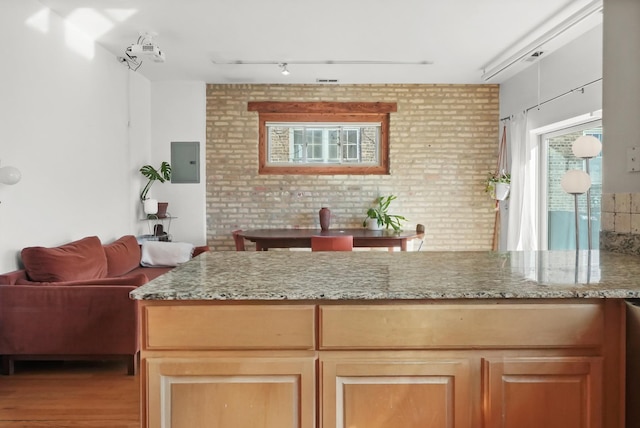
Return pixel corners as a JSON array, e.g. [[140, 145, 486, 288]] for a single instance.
[[280, 63, 290, 76]]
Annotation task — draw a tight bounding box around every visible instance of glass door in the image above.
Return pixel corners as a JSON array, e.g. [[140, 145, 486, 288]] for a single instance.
[[541, 121, 602, 250]]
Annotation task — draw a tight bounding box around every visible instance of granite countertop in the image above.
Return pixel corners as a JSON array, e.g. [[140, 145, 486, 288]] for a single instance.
[[129, 250, 640, 301]]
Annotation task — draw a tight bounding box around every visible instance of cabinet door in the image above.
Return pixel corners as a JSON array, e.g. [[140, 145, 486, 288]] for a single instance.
[[145, 356, 316, 428], [320, 354, 473, 428], [483, 356, 602, 428]]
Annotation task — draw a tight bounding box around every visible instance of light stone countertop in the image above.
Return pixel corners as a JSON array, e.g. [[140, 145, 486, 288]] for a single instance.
[[129, 250, 640, 301]]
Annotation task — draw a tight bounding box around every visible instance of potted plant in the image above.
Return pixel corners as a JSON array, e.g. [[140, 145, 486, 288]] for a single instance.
[[362, 195, 407, 231], [485, 171, 511, 201], [140, 161, 171, 216]]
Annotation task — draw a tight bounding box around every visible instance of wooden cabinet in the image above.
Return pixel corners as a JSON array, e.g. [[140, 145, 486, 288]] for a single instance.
[[145, 355, 316, 428], [138, 300, 624, 428], [483, 356, 603, 428], [139, 303, 317, 428], [320, 352, 473, 428]]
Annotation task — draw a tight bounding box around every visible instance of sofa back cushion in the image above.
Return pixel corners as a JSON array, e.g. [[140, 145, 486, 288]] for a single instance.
[[21, 236, 108, 282], [103, 235, 141, 277]]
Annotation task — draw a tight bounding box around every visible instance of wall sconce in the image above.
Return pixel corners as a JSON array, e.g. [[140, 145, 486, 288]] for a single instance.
[[561, 169, 591, 251], [0, 161, 21, 185], [572, 135, 602, 251]]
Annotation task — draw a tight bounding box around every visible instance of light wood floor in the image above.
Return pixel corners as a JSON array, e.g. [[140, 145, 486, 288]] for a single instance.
[[0, 360, 140, 427]]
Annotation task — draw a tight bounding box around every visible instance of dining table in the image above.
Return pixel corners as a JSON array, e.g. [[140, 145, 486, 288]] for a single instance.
[[237, 228, 424, 251]]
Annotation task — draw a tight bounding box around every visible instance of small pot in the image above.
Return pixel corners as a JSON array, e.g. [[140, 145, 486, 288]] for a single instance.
[[157, 202, 169, 218], [366, 218, 383, 230], [495, 183, 510, 201], [143, 199, 158, 215]]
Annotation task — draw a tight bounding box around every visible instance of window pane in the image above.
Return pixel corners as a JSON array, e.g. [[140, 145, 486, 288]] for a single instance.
[[546, 126, 602, 250], [265, 122, 382, 167], [267, 126, 290, 163], [292, 129, 304, 161], [328, 130, 339, 161]]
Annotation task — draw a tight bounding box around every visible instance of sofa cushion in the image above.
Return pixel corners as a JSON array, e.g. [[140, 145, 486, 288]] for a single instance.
[[15, 273, 149, 287], [21, 236, 108, 282], [103, 235, 141, 277], [140, 241, 195, 267]]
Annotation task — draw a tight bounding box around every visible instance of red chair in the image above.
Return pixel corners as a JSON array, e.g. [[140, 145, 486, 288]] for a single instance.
[[311, 235, 353, 252], [232, 230, 246, 251]]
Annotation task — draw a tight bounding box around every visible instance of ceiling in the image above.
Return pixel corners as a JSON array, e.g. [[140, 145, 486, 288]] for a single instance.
[[35, 0, 602, 84]]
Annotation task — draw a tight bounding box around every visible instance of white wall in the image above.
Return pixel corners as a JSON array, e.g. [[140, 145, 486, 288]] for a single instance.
[[500, 24, 603, 129], [147, 82, 207, 245], [0, 0, 150, 272], [602, 0, 640, 193]]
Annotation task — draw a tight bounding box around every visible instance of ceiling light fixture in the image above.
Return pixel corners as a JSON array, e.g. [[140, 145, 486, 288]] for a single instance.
[[118, 32, 165, 71], [213, 59, 433, 66], [280, 63, 290, 76], [481, 0, 602, 82]]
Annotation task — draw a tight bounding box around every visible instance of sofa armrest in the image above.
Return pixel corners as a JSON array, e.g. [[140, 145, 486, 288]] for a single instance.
[[0, 270, 28, 285], [0, 284, 139, 356], [193, 245, 210, 257]]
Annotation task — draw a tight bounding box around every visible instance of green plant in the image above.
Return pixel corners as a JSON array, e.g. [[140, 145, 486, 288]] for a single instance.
[[484, 171, 511, 194], [139, 161, 171, 201], [362, 195, 407, 232]]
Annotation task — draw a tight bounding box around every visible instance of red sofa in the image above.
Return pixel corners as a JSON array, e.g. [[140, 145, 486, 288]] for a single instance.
[[0, 235, 208, 375]]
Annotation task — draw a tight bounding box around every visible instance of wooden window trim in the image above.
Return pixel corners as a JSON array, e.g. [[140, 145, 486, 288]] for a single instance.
[[248, 102, 396, 175]]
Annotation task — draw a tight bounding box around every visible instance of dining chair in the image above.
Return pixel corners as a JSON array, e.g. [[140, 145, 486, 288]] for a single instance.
[[416, 224, 425, 251], [232, 230, 246, 251], [311, 235, 353, 252]]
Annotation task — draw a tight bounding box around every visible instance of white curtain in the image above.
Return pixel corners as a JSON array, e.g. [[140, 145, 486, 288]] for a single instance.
[[506, 111, 539, 251]]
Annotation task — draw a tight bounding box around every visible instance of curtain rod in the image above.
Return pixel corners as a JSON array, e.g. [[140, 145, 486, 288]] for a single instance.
[[499, 77, 602, 122]]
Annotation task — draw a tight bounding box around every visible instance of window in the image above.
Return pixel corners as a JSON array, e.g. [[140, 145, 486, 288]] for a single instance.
[[269, 123, 378, 164], [248, 102, 396, 175], [540, 120, 602, 250]]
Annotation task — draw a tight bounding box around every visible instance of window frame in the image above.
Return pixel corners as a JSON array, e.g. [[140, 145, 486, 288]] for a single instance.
[[248, 101, 396, 175]]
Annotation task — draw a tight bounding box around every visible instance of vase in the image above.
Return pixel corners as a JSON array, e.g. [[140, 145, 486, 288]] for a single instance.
[[495, 183, 510, 201], [366, 218, 383, 230], [157, 202, 169, 218], [319, 207, 331, 231], [143, 199, 158, 215]]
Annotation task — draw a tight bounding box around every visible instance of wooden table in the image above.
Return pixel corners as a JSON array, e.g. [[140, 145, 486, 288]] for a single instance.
[[238, 228, 423, 251]]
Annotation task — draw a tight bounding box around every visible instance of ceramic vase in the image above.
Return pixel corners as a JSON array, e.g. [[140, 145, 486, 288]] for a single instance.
[[495, 183, 510, 201], [157, 202, 169, 218], [143, 199, 158, 215], [319, 207, 331, 231], [366, 218, 383, 230]]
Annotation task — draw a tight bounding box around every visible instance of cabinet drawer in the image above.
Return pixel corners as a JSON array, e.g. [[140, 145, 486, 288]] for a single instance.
[[319, 303, 604, 349], [144, 304, 316, 350]]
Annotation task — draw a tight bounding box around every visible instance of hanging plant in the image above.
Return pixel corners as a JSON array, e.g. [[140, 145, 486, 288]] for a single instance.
[[485, 171, 511, 200]]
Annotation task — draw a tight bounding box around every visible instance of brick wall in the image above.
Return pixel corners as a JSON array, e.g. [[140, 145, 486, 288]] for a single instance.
[[206, 84, 499, 251], [601, 193, 640, 254]]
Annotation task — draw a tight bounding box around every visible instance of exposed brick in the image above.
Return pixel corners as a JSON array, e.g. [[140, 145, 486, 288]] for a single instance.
[[206, 84, 499, 251]]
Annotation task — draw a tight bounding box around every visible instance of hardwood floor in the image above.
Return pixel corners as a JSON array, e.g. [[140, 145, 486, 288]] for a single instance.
[[0, 360, 140, 427]]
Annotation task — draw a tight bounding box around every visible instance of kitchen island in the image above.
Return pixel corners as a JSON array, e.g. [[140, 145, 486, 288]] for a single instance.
[[131, 250, 640, 428]]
